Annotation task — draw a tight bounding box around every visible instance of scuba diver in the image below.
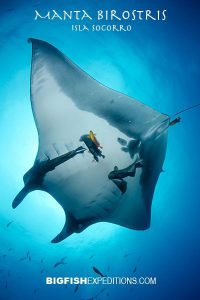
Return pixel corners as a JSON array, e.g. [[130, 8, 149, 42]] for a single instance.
[[88, 130, 103, 149], [108, 160, 143, 194], [80, 131, 105, 162], [12, 146, 86, 209]]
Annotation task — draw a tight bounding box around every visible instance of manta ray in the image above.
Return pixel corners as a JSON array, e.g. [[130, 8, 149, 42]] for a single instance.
[[13, 38, 170, 243]]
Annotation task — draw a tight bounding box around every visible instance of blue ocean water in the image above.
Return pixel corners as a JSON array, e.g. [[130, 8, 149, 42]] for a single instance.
[[0, 0, 200, 299]]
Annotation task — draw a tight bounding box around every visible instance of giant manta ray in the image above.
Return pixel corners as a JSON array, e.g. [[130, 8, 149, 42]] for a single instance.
[[13, 38, 170, 243]]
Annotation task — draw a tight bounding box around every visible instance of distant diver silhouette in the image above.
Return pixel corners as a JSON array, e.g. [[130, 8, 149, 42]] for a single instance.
[[80, 131, 105, 162], [108, 160, 143, 194], [12, 146, 86, 209]]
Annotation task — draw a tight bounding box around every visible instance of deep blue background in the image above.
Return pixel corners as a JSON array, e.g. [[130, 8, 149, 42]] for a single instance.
[[0, 1, 200, 299]]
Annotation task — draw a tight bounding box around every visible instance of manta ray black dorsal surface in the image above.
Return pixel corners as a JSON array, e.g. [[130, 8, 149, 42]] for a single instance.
[[13, 38, 170, 243]]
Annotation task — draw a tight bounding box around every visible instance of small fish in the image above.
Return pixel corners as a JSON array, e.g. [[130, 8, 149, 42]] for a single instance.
[[6, 221, 13, 227], [8, 248, 13, 251], [74, 284, 79, 293], [123, 253, 130, 258], [40, 269, 45, 274], [54, 257, 67, 268], [89, 255, 94, 259], [92, 266, 106, 278], [19, 257, 27, 261], [6, 8, 15, 12], [2, 254, 7, 258], [54, 261, 67, 268], [33, 288, 38, 294], [41, 258, 44, 263], [54, 262, 61, 268], [5, 280, 8, 288], [133, 266, 137, 273]]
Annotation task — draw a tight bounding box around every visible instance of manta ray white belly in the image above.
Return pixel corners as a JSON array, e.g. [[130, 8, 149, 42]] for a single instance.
[[37, 88, 146, 229]]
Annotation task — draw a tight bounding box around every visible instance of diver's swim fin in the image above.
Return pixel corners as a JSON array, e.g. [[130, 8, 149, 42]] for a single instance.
[[12, 185, 32, 209], [112, 179, 127, 194], [126, 160, 144, 177], [135, 160, 144, 168], [51, 212, 78, 243]]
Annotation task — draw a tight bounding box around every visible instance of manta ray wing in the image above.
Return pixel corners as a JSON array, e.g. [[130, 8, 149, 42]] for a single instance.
[[14, 38, 170, 243]]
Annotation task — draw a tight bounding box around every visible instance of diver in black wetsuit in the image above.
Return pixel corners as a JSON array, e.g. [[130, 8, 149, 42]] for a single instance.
[[79, 133, 105, 162], [12, 146, 86, 209], [108, 160, 143, 194]]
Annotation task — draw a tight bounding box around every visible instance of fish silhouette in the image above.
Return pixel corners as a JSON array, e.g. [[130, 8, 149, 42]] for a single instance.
[[19, 257, 27, 261], [54, 257, 67, 268], [92, 266, 106, 277], [6, 221, 13, 228], [74, 284, 79, 293], [133, 266, 137, 273]]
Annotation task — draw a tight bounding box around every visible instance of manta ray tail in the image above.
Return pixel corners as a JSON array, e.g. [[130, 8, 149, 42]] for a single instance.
[[51, 212, 78, 243], [12, 185, 31, 209]]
